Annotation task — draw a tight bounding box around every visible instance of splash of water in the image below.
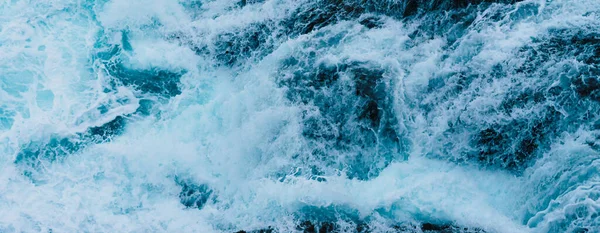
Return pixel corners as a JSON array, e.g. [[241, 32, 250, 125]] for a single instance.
[[1, 0, 600, 232]]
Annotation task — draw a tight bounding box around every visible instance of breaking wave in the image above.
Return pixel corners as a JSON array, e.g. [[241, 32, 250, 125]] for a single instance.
[[1, 0, 600, 232]]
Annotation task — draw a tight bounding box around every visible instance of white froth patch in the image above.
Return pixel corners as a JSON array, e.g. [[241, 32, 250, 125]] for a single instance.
[[125, 38, 200, 72], [98, 0, 191, 30]]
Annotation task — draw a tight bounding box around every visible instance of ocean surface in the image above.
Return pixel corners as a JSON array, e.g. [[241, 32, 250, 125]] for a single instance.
[[1, 0, 599, 232]]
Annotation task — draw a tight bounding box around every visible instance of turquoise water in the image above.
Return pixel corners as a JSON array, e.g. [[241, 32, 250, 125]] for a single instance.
[[1, 0, 599, 232]]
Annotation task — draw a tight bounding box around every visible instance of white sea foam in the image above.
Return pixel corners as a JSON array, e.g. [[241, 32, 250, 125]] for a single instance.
[[1, 0, 600, 232]]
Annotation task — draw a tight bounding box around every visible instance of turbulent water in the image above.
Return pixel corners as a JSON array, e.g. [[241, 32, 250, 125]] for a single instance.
[[1, 0, 599, 232]]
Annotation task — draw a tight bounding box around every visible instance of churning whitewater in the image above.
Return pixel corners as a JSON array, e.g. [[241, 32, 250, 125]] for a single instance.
[[0, 0, 599, 232]]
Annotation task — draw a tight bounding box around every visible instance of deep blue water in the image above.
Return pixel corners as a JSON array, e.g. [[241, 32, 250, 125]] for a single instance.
[[1, 0, 600, 232]]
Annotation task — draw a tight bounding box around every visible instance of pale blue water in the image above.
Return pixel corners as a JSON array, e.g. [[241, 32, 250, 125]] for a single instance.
[[0, 0, 599, 232]]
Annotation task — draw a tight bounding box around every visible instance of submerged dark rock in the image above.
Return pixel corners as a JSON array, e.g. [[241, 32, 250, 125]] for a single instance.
[[15, 137, 81, 168], [296, 220, 337, 233], [174, 0, 523, 69], [573, 75, 600, 102], [278, 60, 402, 180], [88, 116, 127, 140], [235, 228, 274, 233], [470, 106, 561, 170], [14, 115, 131, 180], [282, 0, 522, 32], [105, 63, 184, 98], [94, 36, 186, 98], [211, 23, 274, 66], [237, 0, 265, 8], [358, 15, 385, 29], [414, 17, 600, 172], [175, 178, 213, 209], [281, 0, 365, 36], [234, 221, 485, 233]]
